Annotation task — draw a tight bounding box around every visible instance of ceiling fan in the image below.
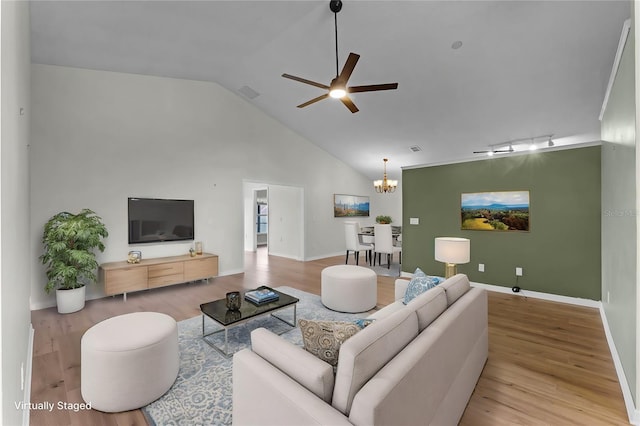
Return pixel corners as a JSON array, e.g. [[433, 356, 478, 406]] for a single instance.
[[282, 0, 398, 113]]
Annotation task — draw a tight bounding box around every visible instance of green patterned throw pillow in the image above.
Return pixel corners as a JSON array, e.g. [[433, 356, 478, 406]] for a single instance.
[[298, 319, 362, 366]]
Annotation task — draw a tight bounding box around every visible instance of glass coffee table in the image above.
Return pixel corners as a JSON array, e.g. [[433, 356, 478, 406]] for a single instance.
[[200, 287, 299, 357]]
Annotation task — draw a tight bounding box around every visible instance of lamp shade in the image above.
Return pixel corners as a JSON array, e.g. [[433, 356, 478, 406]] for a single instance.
[[434, 237, 470, 264]]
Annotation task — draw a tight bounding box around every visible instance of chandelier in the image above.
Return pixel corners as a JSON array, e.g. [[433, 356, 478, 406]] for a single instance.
[[373, 158, 398, 193]]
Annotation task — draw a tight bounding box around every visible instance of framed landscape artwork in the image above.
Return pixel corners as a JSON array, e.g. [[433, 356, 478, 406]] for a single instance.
[[334, 194, 370, 217], [461, 191, 530, 232]]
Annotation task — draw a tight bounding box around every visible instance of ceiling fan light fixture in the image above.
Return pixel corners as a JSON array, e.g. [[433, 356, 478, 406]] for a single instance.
[[329, 87, 346, 99]]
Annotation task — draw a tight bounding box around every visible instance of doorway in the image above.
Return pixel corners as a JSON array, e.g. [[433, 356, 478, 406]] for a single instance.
[[243, 181, 304, 261], [256, 189, 268, 248]]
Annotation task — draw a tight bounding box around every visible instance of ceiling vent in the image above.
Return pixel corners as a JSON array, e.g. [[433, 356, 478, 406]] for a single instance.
[[409, 145, 422, 152], [238, 85, 260, 100]]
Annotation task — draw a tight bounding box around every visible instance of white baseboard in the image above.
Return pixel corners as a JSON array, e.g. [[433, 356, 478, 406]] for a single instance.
[[305, 251, 345, 262], [470, 281, 601, 308], [217, 269, 244, 277], [471, 281, 636, 424], [264, 252, 303, 261], [599, 305, 638, 425], [23, 324, 34, 426]]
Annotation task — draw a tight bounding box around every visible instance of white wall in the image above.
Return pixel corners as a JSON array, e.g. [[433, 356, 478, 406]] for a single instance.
[[601, 14, 637, 414], [267, 184, 304, 260], [1, 2, 32, 425], [30, 64, 399, 309]]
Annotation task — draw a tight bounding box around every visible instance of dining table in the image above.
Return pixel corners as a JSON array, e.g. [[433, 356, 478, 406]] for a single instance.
[[358, 226, 402, 246]]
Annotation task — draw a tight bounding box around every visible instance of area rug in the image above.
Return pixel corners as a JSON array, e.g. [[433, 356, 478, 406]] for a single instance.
[[142, 286, 375, 426], [364, 261, 401, 277]]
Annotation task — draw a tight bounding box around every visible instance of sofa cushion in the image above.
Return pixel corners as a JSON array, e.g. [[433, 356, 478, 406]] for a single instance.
[[366, 300, 405, 320], [332, 308, 419, 416], [405, 286, 448, 332], [394, 277, 411, 300], [403, 268, 445, 304], [299, 319, 362, 366], [250, 328, 335, 403], [440, 274, 471, 306]]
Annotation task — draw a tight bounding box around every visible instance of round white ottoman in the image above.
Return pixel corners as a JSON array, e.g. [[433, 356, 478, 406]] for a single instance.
[[81, 312, 179, 412], [321, 265, 377, 313]]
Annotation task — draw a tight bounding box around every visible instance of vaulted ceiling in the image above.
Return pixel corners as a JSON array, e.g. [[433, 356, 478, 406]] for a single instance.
[[29, 1, 631, 179]]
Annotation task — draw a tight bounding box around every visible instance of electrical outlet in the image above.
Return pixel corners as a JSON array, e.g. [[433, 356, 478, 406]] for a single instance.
[[516, 267, 523, 277], [478, 263, 485, 272]]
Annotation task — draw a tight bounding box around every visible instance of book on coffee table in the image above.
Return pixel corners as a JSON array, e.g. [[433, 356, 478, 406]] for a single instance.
[[245, 287, 279, 305]]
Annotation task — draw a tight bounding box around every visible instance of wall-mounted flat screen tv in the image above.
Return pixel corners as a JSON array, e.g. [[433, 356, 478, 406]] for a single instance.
[[128, 197, 194, 244]]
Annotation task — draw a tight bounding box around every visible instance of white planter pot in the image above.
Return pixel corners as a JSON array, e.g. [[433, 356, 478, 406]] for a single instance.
[[56, 286, 86, 314]]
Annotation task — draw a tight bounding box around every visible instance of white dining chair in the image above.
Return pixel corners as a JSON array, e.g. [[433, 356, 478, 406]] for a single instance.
[[374, 224, 402, 269], [344, 222, 373, 265]]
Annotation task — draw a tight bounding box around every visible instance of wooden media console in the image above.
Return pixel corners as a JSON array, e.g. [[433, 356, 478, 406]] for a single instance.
[[100, 253, 219, 300]]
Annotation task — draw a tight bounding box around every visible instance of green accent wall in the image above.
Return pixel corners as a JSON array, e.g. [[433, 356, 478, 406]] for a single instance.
[[402, 146, 601, 300]]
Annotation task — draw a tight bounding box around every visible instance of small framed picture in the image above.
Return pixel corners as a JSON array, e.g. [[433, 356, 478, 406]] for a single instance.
[[127, 250, 142, 264], [333, 194, 370, 217]]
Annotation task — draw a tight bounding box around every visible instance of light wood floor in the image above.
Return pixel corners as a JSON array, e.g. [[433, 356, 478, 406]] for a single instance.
[[30, 249, 629, 425]]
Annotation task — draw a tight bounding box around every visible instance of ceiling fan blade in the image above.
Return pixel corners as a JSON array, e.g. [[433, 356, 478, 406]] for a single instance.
[[348, 83, 398, 93], [297, 93, 329, 108], [340, 96, 359, 113], [337, 53, 360, 84], [282, 73, 329, 90]]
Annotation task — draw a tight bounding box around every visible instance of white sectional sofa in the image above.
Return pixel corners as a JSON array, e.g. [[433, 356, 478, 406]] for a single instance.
[[232, 274, 488, 425]]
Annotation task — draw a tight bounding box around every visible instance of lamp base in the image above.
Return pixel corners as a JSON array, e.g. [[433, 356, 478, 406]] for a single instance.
[[444, 263, 457, 279]]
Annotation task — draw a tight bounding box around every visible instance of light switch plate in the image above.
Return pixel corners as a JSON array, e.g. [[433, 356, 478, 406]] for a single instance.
[[409, 217, 419, 225]]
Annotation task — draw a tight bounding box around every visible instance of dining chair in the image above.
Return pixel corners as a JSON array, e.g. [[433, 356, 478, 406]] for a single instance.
[[374, 224, 402, 269], [344, 222, 373, 265]]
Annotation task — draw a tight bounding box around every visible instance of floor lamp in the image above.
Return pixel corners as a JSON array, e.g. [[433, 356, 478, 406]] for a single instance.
[[434, 237, 470, 278]]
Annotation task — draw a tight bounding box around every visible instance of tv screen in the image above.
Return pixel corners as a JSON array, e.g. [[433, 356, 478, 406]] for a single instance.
[[128, 198, 194, 244]]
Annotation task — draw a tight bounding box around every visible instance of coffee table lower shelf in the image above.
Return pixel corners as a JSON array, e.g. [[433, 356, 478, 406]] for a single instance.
[[201, 303, 297, 358]]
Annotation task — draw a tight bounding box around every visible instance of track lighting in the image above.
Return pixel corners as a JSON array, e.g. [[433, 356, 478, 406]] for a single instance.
[[474, 134, 554, 156]]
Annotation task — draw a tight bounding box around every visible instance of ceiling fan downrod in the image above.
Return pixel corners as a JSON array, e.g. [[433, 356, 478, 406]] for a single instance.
[[330, 0, 343, 78]]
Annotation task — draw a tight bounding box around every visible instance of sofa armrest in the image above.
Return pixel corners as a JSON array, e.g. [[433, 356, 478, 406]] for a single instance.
[[395, 277, 412, 301], [233, 349, 352, 426], [250, 328, 334, 402]]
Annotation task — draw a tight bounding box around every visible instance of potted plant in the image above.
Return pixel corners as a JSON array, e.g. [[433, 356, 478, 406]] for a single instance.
[[376, 215, 393, 224], [40, 209, 109, 314]]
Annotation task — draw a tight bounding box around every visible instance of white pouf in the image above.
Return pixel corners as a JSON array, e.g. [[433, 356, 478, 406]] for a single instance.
[[81, 312, 179, 412], [321, 265, 377, 313]]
